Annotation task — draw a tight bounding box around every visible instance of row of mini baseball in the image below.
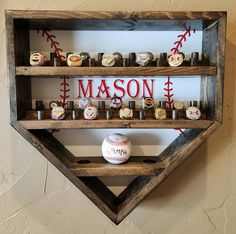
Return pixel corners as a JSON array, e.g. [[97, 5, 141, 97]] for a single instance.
[[30, 51, 209, 67], [36, 105, 201, 120], [35, 98, 201, 111], [35, 101, 201, 121]]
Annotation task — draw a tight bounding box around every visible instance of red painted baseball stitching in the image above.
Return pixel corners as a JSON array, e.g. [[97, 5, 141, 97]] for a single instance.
[[170, 25, 195, 54], [60, 76, 70, 107], [164, 24, 196, 109], [37, 30, 70, 108], [164, 23, 195, 133], [164, 76, 174, 109], [38, 30, 65, 61]]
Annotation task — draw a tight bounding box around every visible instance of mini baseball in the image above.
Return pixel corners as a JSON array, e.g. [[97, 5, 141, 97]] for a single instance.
[[168, 53, 184, 67], [67, 54, 82, 66], [119, 108, 133, 119], [186, 106, 201, 120], [30, 52, 46, 66], [136, 52, 153, 67], [155, 108, 167, 120], [79, 98, 92, 109], [102, 53, 115, 67], [51, 106, 65, 120], [110, 97, 122, 109], [173, 101, 184, 110], [84, 106, 98, 120], [142, 97, 155, 109], [102, 133, 131, 164]]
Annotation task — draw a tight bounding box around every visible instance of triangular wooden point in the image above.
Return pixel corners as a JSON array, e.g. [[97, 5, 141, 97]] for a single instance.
[[11, 121, 220, 224]]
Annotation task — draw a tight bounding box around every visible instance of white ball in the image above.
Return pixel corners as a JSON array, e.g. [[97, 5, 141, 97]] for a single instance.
[[102, 133, 131, 164]]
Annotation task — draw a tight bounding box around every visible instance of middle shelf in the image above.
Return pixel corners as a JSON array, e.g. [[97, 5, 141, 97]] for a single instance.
[[16, 66, 217, 77], [19, 119, 213, 129]]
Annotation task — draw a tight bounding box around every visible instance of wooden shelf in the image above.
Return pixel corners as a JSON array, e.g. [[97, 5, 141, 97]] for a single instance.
[[16, 66, 217, 77], [70, 156, 164, 176], [7, 10, 225, 31], [19, 118, 213, 129], [6, 10, 226, 224]]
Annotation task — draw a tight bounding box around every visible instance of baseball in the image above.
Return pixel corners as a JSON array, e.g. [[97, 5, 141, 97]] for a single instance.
[[186, 106, 201, 120], [102, 133, 131, 164]]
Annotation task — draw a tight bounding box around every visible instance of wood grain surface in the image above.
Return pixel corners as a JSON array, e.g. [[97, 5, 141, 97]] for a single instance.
[[16, 66, 217, 77], [70, 156, 164, 176], [19, 119, 213, 129]]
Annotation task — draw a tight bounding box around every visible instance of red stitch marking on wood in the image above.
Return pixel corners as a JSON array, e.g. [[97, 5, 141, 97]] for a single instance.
[[170, 25, 195, 54], [164, 23, 195, 133], [60, 76, 70, 107], [38, 30, 65, 61], [38, 30, 70, 107], [164, 76, 174, 109]]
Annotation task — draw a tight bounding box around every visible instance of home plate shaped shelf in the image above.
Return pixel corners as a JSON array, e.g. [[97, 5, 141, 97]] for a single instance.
[[6, 10, 226, 224]]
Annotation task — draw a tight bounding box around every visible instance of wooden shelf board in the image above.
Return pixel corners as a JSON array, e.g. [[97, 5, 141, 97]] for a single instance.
[[70, 156, 164, 176], [8, 10, 225, 20], [16, 66, 217, 77], [7, 11, 225, 31], [19, 118, 213, 129]]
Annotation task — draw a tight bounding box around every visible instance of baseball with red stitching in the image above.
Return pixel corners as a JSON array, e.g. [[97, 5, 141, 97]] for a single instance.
[[102, 133, 131, 164]]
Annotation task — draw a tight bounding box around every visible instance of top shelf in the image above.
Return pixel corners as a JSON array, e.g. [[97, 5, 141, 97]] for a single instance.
[[16, 66, 217, 77], [7, 10, 226, 31]]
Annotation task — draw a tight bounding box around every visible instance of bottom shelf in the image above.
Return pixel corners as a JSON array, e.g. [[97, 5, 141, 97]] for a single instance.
[[70, 156, 164, 176], [14, 122, 220, 224]]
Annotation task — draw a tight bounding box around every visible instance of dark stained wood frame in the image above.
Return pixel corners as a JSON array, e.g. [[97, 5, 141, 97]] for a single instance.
[[19, 119, 214, 130], [6, 10, 226, 224], [16, 66, 217, 76]]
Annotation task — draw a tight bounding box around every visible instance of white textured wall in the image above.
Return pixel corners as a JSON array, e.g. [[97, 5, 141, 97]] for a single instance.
[[0, 0, 236, 233]]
